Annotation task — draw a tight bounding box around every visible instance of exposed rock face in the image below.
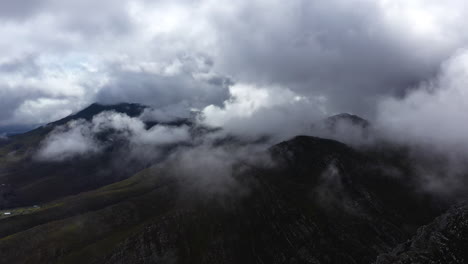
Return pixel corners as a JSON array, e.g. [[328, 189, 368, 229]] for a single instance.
[[376, 202, 468, 264]]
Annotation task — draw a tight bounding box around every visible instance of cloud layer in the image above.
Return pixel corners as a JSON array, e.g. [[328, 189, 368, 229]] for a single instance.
[[377, 50, 468, 150], [37, 111, 191, 161], [2, 0, 468, 129]]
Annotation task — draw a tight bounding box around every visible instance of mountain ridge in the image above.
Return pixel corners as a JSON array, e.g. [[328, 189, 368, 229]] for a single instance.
[[0, 104, 466, 263]]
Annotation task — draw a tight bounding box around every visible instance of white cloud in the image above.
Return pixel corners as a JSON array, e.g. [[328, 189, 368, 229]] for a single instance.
[[200, 83, 325, 140], [376, 50, 468, 195], [36, 119, 102, 161], [377, 49, 468, 150], [164, 141, 272, 197], [36, 111, 191, 161], [135, 125, 190, 146]]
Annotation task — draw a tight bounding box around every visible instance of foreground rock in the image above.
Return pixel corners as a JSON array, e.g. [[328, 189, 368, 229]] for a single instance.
[[376, 202, 468, 264]]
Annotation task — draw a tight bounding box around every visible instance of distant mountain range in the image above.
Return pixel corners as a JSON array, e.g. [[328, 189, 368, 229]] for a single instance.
[[0, 125, 40, 137], [0, 103, 467, 264]]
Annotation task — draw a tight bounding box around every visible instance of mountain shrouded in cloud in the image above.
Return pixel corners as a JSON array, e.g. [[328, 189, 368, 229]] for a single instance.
[[36, 111, 191, 161], [2, 0, 468, 134], [3, 2, 468, 263], [2, 0, 468, 198]]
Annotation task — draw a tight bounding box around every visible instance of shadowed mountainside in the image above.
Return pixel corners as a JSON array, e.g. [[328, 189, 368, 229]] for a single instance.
[[0, 106, 467, 264], [376, 202, 468, 264], [0, 103, 160, 208], [0, 135, 454, 264]]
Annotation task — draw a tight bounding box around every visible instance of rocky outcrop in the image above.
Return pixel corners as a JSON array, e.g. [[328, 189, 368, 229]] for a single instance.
[[376, 202, 468, 264]]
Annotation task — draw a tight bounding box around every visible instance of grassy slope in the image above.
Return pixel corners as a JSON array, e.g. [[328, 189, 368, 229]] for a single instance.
[[0, 136, 443, 264], [0, 165, 181, 264], [0, 126, 154, 208], [0, 126, 50, 166], [0, 166, 169, 238]]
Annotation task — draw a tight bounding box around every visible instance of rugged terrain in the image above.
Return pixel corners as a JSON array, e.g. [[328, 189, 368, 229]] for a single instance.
[[0, 104, 466, 264]]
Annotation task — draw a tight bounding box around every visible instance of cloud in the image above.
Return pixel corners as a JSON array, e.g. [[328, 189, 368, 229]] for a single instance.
[[2, 0, 468, 130], [0, 53, 104, 126], [139, 105, 192, 123], [200, 83, 325, 141], [377, 50, 468, 151], [163, 140, 272, 198], [36, 111, 191, 161], [95, 54, 231, 111], [207, 0, 468, 116], [313, 162, 360, 214], [36, 119, 102, 161], [35, 109, 273, 198], [374, 50, 468, 196], [0, 0, 45, 20], [311, 115, 375, 147]]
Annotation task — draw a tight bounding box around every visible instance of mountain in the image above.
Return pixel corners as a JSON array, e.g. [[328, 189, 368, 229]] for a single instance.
[[309, 113, 373, 145], [0, 136, 391, 263], [0, 106, 466, 264], [0, 134, 449, 264], [0, 103, 149, 159], [0, 103, 173, 209], [376, 202, 468, 263], [51, 103, 147, 126], [321, 113, 370, 131]]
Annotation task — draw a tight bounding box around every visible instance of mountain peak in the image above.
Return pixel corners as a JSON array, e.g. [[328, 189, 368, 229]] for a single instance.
[[51, 102, 148, 126], [326, 113, 369, 126], [320, 113, 370, 131]]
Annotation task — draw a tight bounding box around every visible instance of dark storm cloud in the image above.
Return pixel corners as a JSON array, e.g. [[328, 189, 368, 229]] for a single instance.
[[208, 0, 468, 117], [96, 54, 231, 111], [96, 71, 229, 109]]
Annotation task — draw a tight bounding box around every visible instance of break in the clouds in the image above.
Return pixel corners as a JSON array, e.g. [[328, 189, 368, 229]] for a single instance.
[[1, 0, 468, 133]]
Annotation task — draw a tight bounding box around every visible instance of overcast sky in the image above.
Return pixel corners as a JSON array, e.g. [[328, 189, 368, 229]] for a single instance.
[[1, 0, 468, 133]]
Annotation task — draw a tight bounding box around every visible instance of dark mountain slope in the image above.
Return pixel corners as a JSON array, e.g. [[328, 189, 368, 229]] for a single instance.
[[51, 103, 146, 126], [1, 103, 147, 157], [0, 167, 179, 264], [0, 104, 462, 264], [312, 113, 451, 229], [0, 103, 156, 209], [98, 136, 450, 264], [376, 202, 468, 264], [0, 135, 427, 264]]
